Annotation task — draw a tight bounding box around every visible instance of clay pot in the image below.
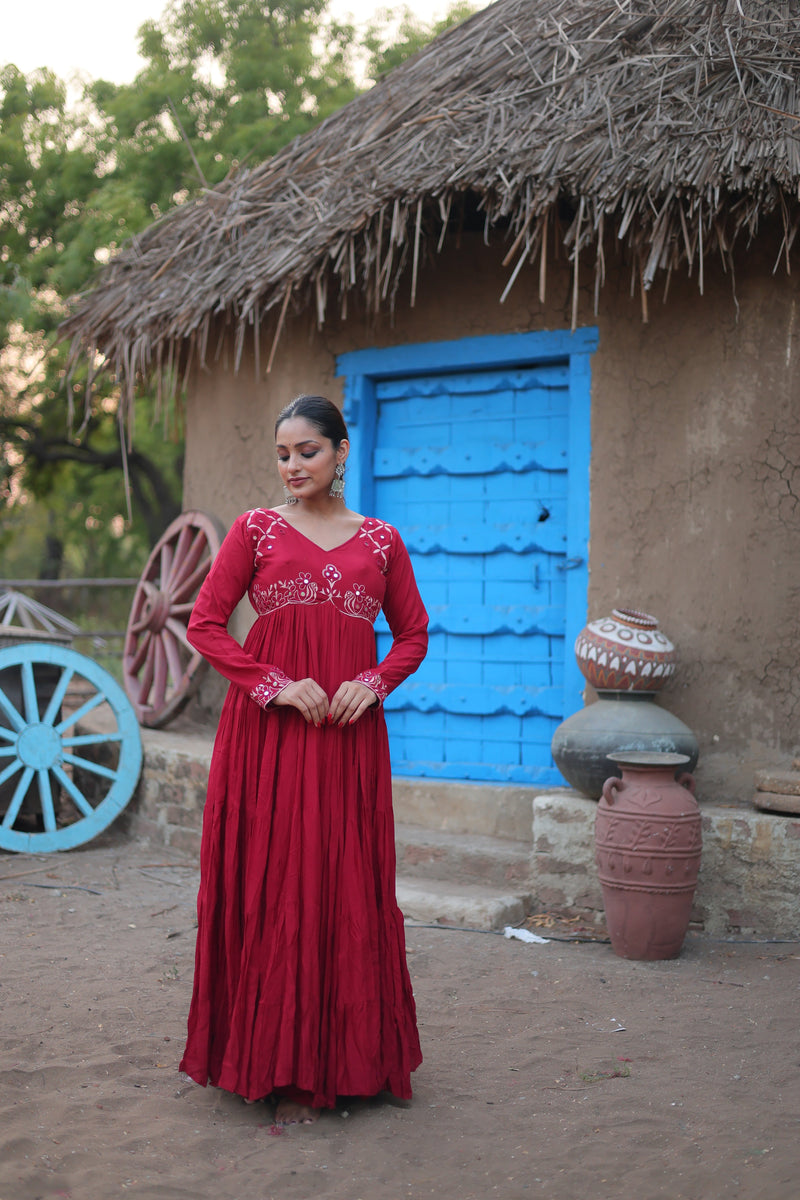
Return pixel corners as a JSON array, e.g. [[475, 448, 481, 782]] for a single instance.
[[575, 608, 676, 693], [551, 692, 699, 799], [595, 752, 702, 960]]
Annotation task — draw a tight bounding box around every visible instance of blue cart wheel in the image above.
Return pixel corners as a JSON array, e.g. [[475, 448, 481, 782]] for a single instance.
[[0, 643, 142, 853]]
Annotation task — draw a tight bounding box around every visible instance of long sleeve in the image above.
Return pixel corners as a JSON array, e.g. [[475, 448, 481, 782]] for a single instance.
[[187, 515, 294, 708], [355, 529, 428, 703]]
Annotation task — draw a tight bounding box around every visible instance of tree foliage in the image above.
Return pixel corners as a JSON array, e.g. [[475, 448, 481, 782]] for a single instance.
[[0, 1, 474, 589]]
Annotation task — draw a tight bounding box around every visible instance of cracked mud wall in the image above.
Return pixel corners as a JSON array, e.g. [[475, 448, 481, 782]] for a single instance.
[[588, 239, 800, 798], [183, 231, 799, 797]]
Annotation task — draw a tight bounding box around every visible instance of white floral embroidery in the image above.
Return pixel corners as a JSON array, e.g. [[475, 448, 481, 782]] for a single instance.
[[355, 669, 388, 703], [321, 563, 342, 602], [358, 519, 393, 574], [343, 583, 381, 622], [246, 508, 284, 565], [252, 571, 320, 615], [250, 668, 294, 707], [251, 564, 379, 623], [246, 514, 385, 623]]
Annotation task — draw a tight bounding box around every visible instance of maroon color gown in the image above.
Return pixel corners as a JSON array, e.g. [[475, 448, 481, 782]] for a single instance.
[[179, 508, 428, 1106]]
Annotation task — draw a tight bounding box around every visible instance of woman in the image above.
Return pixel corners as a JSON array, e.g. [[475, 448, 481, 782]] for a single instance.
[[179, 394, 428, 1125]]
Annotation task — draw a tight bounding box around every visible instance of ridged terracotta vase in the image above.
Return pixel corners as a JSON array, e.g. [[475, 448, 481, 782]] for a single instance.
[[595, 752, 702, 960]]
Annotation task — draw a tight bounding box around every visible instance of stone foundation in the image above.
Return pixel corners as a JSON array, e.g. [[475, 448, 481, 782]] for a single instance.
[[125, 731, 800, 939], [533, 790, 800, 939]]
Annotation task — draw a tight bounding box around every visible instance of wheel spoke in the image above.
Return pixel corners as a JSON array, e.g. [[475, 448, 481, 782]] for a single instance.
[[168, 602, 195, 617], [61, 732, 123, 749], [0, 758, 23, 788], [37, 770, 57, 833], [166, 525, 195, 588], [162, 630, 185, 689], [170, 555, 212, 603], [51, 764, 96, 818], [159, 543, 174, 588], [41, 666, 75, 726], [1, 766, 34, 828], [152, 636, 168, 708], [55, 689, 104, 733], [62, 752, 119, 782], [138, 638, 156, 707], [21, 660, 40, 722], [0, 686, 26, 732], [165, 616, 193, 651], [127, 630, 153, 677], [169, 530, 207, 593], [141, 578, 159, 599]]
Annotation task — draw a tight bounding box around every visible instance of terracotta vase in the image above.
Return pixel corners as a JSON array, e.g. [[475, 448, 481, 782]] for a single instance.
[[575, 607, 677, 693], [594, 752, 702, 960]]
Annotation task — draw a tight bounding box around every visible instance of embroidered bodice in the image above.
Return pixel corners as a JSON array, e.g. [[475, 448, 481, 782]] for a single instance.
[[187, 508, 428, 710]]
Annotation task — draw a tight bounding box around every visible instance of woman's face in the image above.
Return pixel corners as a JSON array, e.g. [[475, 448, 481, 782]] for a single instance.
[[275, 416, 348, 503]]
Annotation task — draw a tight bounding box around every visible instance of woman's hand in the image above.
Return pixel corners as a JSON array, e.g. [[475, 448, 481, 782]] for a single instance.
[[272, 678, 330, 725], [328, 680, 378, 726]]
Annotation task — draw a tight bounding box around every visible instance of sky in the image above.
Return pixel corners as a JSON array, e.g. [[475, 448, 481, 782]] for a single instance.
[[3, 0, 449, 84]]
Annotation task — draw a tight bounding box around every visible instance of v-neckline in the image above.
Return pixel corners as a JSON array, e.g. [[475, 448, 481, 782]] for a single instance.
[[273, 511, 369, 553]]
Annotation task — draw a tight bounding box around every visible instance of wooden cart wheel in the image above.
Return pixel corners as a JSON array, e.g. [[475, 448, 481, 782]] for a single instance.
[[123, 510, 223, 728], [0, 642, 142, 853]]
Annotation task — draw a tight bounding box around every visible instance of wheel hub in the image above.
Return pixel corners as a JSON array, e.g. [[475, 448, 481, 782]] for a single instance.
[[16, 723, 62, 770], [143, 590, 171, 632]]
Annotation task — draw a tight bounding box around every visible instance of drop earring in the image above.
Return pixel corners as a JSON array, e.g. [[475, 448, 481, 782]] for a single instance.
[[329, 461, 345, 501]]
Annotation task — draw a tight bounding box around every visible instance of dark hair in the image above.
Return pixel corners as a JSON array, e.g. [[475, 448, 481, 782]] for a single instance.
[[275, 394, 348, 448]]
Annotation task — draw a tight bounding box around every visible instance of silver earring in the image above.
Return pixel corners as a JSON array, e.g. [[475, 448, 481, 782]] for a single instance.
[[283, 486, 298, 505], [329, 461, 345, 501]]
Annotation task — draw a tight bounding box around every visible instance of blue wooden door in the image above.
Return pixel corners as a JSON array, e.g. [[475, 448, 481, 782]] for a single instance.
[[338, 329, 596, 785]]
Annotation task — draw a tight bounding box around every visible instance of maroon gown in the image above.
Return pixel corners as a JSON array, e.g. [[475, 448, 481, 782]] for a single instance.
[[179, 508, 428, 1106]]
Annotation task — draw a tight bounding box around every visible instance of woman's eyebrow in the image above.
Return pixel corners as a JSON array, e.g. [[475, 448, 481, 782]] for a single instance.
[[276, 439, 320, 449]]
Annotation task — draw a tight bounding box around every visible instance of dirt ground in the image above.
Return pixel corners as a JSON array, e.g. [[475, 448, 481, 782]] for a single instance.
[[1, 834, 798, 1200]]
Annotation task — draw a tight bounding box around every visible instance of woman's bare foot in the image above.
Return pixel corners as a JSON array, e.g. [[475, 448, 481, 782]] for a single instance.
[[274, 1097, 320, 1125]]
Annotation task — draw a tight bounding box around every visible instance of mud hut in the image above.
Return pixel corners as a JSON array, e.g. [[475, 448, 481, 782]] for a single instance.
[[64, 0, 800, 801]]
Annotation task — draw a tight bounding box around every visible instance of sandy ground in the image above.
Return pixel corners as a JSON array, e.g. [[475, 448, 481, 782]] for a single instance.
[[1, 834, 798, 1200]]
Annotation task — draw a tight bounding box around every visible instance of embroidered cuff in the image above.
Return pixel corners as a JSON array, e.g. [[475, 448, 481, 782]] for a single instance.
[[249, 669, 294, 708], [355, 669, 388, 705]]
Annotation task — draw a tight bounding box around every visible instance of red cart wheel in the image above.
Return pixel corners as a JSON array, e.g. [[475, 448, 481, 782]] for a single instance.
[[123, 510, 223, 727]]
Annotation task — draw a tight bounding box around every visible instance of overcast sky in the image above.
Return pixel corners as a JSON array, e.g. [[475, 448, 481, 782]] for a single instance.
[[3, 1, 452, 84]]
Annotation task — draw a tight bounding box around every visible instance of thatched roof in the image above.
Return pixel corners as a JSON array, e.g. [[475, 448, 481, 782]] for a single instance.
[[63, 0, 800, 401]]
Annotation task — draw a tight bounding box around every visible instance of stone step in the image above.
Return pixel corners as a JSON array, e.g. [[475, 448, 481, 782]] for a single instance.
[[394, 822, 532, 888], [392, 777, 536, 841], [395, 876, 531, 931]]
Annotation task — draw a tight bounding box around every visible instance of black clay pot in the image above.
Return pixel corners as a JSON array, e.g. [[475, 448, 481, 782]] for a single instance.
[[551, 692, 699, 800]]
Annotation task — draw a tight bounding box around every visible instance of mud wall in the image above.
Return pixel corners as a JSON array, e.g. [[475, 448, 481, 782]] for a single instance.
[[183, 230, 800, 799]]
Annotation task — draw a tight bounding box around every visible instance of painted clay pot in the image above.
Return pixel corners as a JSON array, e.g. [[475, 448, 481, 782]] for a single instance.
[[550, 692, 699, 799], [595, 752, 702, 960], [575, 608, 677, 693]]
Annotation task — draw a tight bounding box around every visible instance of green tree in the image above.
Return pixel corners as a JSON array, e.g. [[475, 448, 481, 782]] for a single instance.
[[362, 2, 477, 79], [0, 1, 474, 591]]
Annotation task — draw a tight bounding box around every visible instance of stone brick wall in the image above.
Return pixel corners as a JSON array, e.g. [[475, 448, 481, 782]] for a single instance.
[[533, 791, 800, 939], [123, 733, 212, 860]]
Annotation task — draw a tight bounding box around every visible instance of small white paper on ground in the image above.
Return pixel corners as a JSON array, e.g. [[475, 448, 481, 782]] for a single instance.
[[503, 925, 550, 944]]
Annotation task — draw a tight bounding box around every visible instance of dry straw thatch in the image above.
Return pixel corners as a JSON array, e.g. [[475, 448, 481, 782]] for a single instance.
[[63, 0, 800, 406]]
